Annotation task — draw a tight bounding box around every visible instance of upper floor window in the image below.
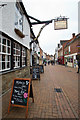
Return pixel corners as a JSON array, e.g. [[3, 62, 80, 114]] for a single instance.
[[0, 36, 11, 72], [15, 2, 23, 32]]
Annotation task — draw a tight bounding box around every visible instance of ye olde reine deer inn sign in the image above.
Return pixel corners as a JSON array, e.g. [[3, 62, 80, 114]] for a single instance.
[[54, 16, 68, 30]]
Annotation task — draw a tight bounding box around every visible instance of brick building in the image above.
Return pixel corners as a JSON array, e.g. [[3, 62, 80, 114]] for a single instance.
[[58, 40, 69, 65], [64, 33, 80, 67]]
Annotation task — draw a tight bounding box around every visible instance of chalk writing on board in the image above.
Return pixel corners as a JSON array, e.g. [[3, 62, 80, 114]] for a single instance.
[[11, 80, 29, 106], [32, 66, 40, 80]]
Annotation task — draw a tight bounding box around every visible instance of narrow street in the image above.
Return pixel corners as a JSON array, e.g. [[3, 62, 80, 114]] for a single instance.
[[3, 65, 79, 119]]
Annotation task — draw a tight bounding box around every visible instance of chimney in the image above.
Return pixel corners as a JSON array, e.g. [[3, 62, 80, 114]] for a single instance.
[[72, 33, 75, 38], [58, 44, 60, 48]]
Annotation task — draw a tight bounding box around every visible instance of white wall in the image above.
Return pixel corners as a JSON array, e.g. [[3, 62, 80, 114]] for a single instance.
[[1, 1, 31, 49]]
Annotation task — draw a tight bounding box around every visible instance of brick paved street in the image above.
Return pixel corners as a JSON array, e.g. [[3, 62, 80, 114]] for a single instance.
[[2, 65, 79, 119]]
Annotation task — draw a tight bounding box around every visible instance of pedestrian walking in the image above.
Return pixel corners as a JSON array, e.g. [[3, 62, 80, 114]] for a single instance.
[[77, 59, 80, 73], [65, 59, 67, 67], [48, 61, 50, 65]]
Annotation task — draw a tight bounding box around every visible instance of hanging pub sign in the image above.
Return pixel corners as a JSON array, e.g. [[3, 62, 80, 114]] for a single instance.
[[54, 16, 68, 30], [32, 66, 40, 80], [8, 78, 31, 118]]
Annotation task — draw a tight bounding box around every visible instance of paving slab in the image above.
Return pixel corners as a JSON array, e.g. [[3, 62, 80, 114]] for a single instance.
[[1, 65, 79, 119]]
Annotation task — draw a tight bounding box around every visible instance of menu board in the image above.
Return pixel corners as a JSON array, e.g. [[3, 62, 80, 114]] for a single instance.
[[11, 79, 30, 106], [39, 65, 44, 73], [32, 66, 40, 80], [8, 78, 30, 117]]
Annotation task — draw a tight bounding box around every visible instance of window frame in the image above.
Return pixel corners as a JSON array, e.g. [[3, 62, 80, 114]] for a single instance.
[[0, 33, 27, 73], [0, 35, 11, 72], [13, 42, 20, 68], [22, 47, 26, 67]]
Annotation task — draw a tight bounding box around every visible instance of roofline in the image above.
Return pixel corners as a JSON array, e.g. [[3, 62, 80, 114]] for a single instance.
[[64, 33, 80, 48]]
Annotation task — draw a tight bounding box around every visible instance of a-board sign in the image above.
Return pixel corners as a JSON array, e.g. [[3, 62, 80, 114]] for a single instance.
[[39, 65, 44, 73], [32, 66, 40, 80], [8, 78, 30, 118]]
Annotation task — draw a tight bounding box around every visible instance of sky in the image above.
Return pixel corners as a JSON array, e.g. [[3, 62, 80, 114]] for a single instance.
[[22, 0, 80, 55]]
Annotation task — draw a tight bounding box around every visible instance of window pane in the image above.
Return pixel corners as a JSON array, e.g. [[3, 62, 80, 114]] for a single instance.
[[18, 62, 20, 66], [13, 62, 15, 67], [2, 55, 5, 61], [2, 45, 6, 53], [2, 39, 6, 45], [13, 49, 15, 54], [16, 56, 17, 61], [16, 49, 18, 55], [18, 56, 20, 61], [7, 55, 10, 61], [7, 47, 10, 53], [13, 56, 15, 61], [7, 62, 10, 68], [2, 62, 5, 69], [7, 40, 10, 46]]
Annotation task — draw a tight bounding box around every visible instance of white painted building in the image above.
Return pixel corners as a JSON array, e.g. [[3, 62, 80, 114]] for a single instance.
[[0, 0, 31, 72]]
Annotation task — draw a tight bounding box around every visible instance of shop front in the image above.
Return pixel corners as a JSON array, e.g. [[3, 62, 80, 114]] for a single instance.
[[58, 56, 64, 65], [64, 53, 78, 68]]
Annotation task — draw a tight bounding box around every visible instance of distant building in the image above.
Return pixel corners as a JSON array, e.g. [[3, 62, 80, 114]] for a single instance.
[[58, 40, 69, 65], [64, 33, 80, 67], [39, 47, 43, 65]]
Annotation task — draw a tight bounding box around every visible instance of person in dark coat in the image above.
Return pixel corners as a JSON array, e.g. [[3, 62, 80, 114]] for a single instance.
[[77, 59, 80, 73]]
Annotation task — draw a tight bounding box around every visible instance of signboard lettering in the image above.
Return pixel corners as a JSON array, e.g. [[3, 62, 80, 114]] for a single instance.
[[32, 66, 40, 80], [8, 78, 31, 118]]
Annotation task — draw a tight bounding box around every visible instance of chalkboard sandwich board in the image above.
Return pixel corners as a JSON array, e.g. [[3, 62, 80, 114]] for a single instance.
[[39, 65, 44, 73], [8, 78, 31, 118], [32, 66, 40, 80]]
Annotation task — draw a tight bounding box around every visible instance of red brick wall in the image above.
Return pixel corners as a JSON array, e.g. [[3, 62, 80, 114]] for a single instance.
[[64, 39, 78, 55], [70, 39, 78, 54]]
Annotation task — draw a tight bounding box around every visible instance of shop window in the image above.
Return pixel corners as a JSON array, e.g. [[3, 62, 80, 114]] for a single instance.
[[0, 36, 11, 72]]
